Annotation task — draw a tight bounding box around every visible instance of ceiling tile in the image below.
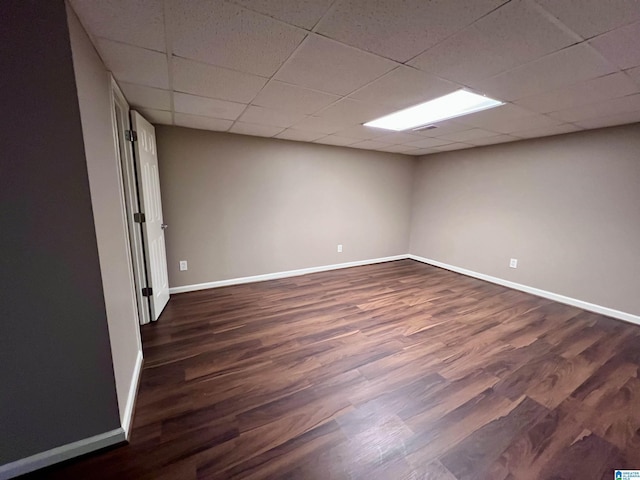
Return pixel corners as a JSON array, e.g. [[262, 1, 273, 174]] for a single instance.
[[471, 44, 617, 101], [238, 105, 306, 128], [510, 123, 581, 138], [409, 25, 514, 84], [251, 81, 339, 114], [274, 35, 396, 95], [485, 113, 562, 133], [174, 113, 233, 131], [69, 0, 165, 51], [574, 110, 640, 129], [316, 0, 508, 62], [549, 93, 640, 122], [97, 39, 169, 89], [433, 142, 474, 151], [314, 135, 361, 146], [349, 66, 458, 109], [274, 129, 326, 142], [405, 137, 454, 148], [172, 57, 267, 103], [349, 140, 393, 150], [137, 108, 172, 125], [230, 122, 285, 137], [466, 134, 520, 145], [173, 92, 246, 120], [73, 0, 640, 145], [376, 144, 421, 153], [315, 98, 390, 125], [590, 21, 640, 69], [534, 0, 640, 39], [335, 125, 388, 139], [373, 132, 422, 144], [232, 0, 334, 29], [454, 103, 535, 129], [438, 128, 500, 142], [170, 0, 305, 77], [514, 72, 638, 113], [413, 119, 471, 137], [120, 82, 171, 110], [290, 116, 345, 134], [473, 0, 579, 65]]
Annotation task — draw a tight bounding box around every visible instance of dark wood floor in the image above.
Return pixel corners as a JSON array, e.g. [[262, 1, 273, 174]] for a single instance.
[[27, 259, 640, 479]]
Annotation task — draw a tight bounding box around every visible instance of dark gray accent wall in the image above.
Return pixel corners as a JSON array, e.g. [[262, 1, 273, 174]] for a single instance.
[[0, 0, 120, 465]]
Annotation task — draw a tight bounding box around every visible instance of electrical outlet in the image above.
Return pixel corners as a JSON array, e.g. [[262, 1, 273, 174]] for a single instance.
[[510, 258, 518, 269], [179, 260, 188, 271], [337, 244, 343, 253]]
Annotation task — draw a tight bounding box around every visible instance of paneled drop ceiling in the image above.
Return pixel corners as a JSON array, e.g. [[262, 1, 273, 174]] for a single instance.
[[70, 0, 640, 156]]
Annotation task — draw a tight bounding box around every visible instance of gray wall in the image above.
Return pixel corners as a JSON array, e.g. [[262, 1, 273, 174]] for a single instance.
[[410, 124, 640, 316], [156, 127, 416, 288], [0, 0, 120, 465], [66, 2, 142, 426]]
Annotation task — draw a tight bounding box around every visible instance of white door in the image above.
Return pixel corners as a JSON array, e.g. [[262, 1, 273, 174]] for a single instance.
[[131, 111, 170, 320], [111, 82, 150, 325]]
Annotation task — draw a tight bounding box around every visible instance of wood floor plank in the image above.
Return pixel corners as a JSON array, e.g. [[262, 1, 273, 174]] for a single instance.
[[25, 259, 640, 479], [485, 409, 586, 480], [438, 396, 549, 479]]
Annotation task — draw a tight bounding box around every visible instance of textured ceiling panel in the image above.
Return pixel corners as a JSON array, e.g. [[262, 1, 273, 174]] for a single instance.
[[514, 72, 638, 113], [470, 44, 617, 100], [589, 21, 640, 70], [232, 0, 334, 29], [316, 0, 509, 62], [274, 129, 327, 142], [348, 66, 457, 109], [70, 0, 640, 155], [237, 105, 306, 128], [510, 123, 581, 138], [313, 135, 361, 146], [409, 25, 514, 84], [251, 81, 340, 114], [534, 0, 640, 39], [170, 0, 305, 76], [549, 93, 640, 123], [70, 0, 166, 51], [97, 39, 169, 89], [174, 113, 233, 132], [229, 122, 286, 137], [172, 57, 268, 103], [472, 0, 579, 65], [173, 92, 246, 120], [433, 142, 474, 151], [120, 82, 171, 110], [137, 108, 173, 125], [274, 35, 396, 95]]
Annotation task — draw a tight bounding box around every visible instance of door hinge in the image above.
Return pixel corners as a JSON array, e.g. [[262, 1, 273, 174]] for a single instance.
[[142, 287, 153, 297], [125, 130, 138, 142], [133, 212, 146, 223]]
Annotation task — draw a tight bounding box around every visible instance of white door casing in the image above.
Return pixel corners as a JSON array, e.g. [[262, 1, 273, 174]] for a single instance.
[[110, 82, 150, 326], [131, 111, 170, 320]]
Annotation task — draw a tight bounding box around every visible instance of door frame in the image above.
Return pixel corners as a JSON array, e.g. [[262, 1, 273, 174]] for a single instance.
[[109, 77, 152, 325]]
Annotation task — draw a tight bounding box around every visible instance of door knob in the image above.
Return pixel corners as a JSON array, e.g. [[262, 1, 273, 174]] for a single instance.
[[161, 224, 168, 230]]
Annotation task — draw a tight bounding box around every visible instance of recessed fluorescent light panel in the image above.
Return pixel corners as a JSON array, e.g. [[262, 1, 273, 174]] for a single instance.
[[364, 90, 504, 131]]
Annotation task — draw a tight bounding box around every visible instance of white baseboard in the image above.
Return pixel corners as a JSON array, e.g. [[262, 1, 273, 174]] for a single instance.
[[169, 255, 409, 294], [0, 428, 125, 480], [1, 353, 143, 478], [408, 254, 640, 326], [121, 349, 143, 439], [169, 253, 640, 325]]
